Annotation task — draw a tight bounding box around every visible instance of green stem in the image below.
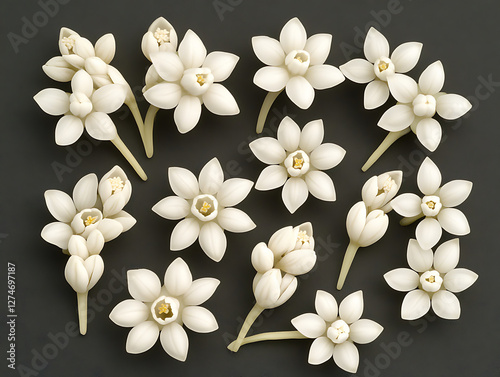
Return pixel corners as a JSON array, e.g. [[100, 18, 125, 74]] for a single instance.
[[143, 105, 159, 158], [77, 292, 88, 335], [361, 128, 411, 172], [227, 304, 264, 353], [230, 330, 307, 348], [400, 213, 425, 226], [256, 90, 283, 134], [111, 135, 148, 181], [125, 96, 146, 144], [337, 242, 360, 290]]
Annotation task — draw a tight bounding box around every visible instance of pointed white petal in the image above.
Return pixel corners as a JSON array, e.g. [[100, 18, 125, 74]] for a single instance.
[[310, 143, 346, 170], [182, 306, 218, 333], [252, 36, 285, 65], [299, 119, 324, 153], [217, 208, 255, 233], [126, 321, 159, 354], [437, 208, 470, 236], [249, 137, 286, 164], [253, 66, 289, 92], [279, 17, 307, 54], [384, 268, 419, 292], [92, 84, 126, 113], [255, 166, 288, 191], [152, 196, 190, 220], [276, 248, 316, 275], [431, 290, 460, 319], [42, 56, 75, 82], [164, 257, 192, 296], [268, 226, 295, 257], [87, 229, 105, 255], [339, 58, 375, 84], [377, 104, 414, 132], [391, 193, 422, 217], [73, 37, 95, 59], [282, 178, 309, 214], [144, 83, 182, 109], [97, 219, 123, 241], [109, 211, 136, 233], [110, 299, 149, 327], [198, 158, 223, 195], [444, 268, 478, 293], [64, 256, 89, 293], [436, 94, 472, 120], [364, 27, 389, 63], [199, 222, 227, 262], [160, 322, 189, 361], [333, 341, 359, 373], [34, 88, 70, 116], [416, 217, 442, 250], [202, 84, 239, 115], [168, 167, 199, 200], [272, 273, 297, 308], [291, 313, 326, 338], [251, 243, 275, 273], [127, 269, 161, 302], [305, 64, 345, 90], [178, 29, 206, 69], [391, 42, 422, 73], [63, 54, 85, 70], [407, 239, 433, 272], [339, 291, 364, 324], [401, 290, 430, 320], [83, 254, 104, 290], [94, 33, 115, 64], [68, 235, 89, 259], [357, 211, 388, 247], [183, 278, 220, 306], [216, 178, 253, 207], [433, 238, 460, 274], [346, 202, 367, 242], [41, 222, 73, 250], [151, 51, 184, 81], [305, 33, 332, 65], [202, 51, 238, 82], [387, 74, 418, 103], [170, 218, 200, 250], [308, 336, 334, 365], [71, 70, 94, 97], [364, 80, 390, 109], [349, 319, 384, 344], [286, 75, 315, 109], [84, 112, 117, 141], [173, 95, 202, 133], [417, 157, 442, 195], [44, 190, 76, 223], [305, 171, 336, 201], [439, 180, 473, 208], [277, 116, 301, 152], [415, 118, 442, 152], [315, 290, 338, 322], [72, 173, 98, 211], [419, 61, 445, 95], [254, 269, 281, 308], [84, 56, 108, 76]]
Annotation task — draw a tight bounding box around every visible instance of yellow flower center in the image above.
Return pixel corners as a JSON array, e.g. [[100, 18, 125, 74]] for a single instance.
[[200, 201, 211, 213], [427, 275, 436, 283], [297, 230, 310, 244], [154, 28, 170, 45], [108, 176, 124, 194], [378, 61, 389, 72], [293, 157, 304, 169], [158, 303, 173, 317], [84, 216, 98, 226], [196, 74, 206, 86], [382, 177, 395, 193], [61, 36, 76, 51], [426, 201, 436, 210]]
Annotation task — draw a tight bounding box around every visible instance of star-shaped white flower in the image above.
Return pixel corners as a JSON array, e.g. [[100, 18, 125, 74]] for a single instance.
[[384, 239, 478, 320], [391, 157, 472, 250], [143, 29, 239, 134], [292, 290, 383, 373], [152, 158, 255, 262], [340, 27, 423, 109], [110, 258, 220, 361], [250, 117, 345, 214]]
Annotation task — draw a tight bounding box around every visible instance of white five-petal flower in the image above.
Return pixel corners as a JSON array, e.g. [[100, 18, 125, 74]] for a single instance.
[[292, 290, 383, 373], [391, 157, 472, 250], [340, 27, 423, 109], [384, 239, 478, 320], [110, 258, 220, 361], [152, 158, 255, 262], [250, 117, 345, 214]]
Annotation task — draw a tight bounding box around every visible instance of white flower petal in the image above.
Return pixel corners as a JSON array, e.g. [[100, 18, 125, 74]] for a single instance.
[[249, 137, 286, 164], [199, 222, 227, 262], [384, 268, 419, 292], [44, 190, 77, 223], [304, 33, 332, 65], [216, 178, 253, 207], [291, 313, 326, 338], [84, 56, 108, 76], [282, 177, 309, 214], [170, 218, 200, 251], [109, 211, 136, 233], [198, 158, 224, 195], [64, 256, 89, 293], [183, 278, 220, 306], [285, 75, 315, 109], [310, 143, 346, 170], [127, 269, 161, 302], [305, 65, 345, 90], [164, 257, 193, 296], [94, 33, 115, 64], [391, 42, 422, 73], [436, 94, 472, 120], [391, 193, 422, 217], [339, 58, 375, 84], [202, 51, 238, 82], [254, 269, 281, 308], [377, 104, 414, 132], [160, 322, 189, 361], [277, 116, 301, 152], [439, 180, 473, 208], [255, 166, 288, 191], [173, 95, 202, 133], [251, 243, 275, 273], [305, 171, 336, 201], [315, 290, 338, 322], [86, 229, 105, 255], [308, 336, 334, 365], [84, 112, 117, 141], [364, 80, 390, 109], [339, 290, 364, 324], [41, 222, 73, 249], [217, 208, 256, 233], [73, 37, 95, 59], [346, 202, 367, 242], [272, 273, 297, 308], [407, 239, 433, 272], [415, 118, 442, 152], [144, 83, 182, 110], [416, 217, 442, 250], [279, 17, 307, 54], [72, 173, 98, 212], [42, 56, 75, 82], [202, 84, 239, 115], [299, 119, 324, 153], [253, 66, 289, 92], [417, 157, 442, 195], [444, 268, 478, 293], [168, 167, 199, 200], [268, 226, 295, 258], [34, 88, 70, 116], [419, 61, 445, 95], [333, 341, 359, 373], [433, 238, 460, 274], [364, 27, 389, 63], [276, 248, 316, 275], [92, 84, 126, 113], [178, 29, 206, 69], [84, 254, 104, 290], [387, 74, 418, 103], [63, 54, 85, 70], [182, 306, 218, 333], [401, 290, 431, 320], [68, 235, 89, 259], [97, 218, 123, 241], [151, 51, 184, 81], [349, 319, 384, 344], [126, 321, 159, 354], [431, 290, 460, 320], [71, 70, 94, 98], [357, 211, 388, 247], [437, 208, 470, 236], [109, 299, 149, 328], [252, 36, 285, 66], [152, 196, 190, 220]]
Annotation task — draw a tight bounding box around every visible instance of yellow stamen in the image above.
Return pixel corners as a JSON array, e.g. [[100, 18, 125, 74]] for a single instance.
[[378, 61, 389, 72], [382, 178, 395, 193], [108, 176, 124, 194], [295, 56, 303, 63], [154, 28, 170, 45], [426, 201, 436, 210], [61, 36, 75, 51], [196, 74, 206, 86], [293, 157, 304, 169], [428, 275, 435, 283], [158, 303, 172, 315], [297, 230, 310, 244], [200, 201, 211, 213], [84, 216, 97, 226]]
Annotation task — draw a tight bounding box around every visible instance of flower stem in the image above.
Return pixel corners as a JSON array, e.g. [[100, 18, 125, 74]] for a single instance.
[[228, 330, 307, 349], [400, 213, 425, 226], [227, 304, 265, 353], [256, 90, 283, 134], [143, 105, 160, 158], [337, 242, 360, 290], [111, 135, 148, 181], [77, 292, 88, 335], [361, 128, 411, 172], [124, 95, 146, 144]]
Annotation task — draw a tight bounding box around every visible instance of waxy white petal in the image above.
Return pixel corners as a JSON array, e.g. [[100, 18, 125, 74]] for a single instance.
[[349, 319, 383, 344], [416, 217, 442, 250], [178, 29, 206, 69], [73, 37, 95, 59], [384, 268, 419, 292], [436, 94, 472, 120], [339, 58, 375, 84], [151, 51, 184, 81], [251, 243, 275, 273], [64, 256, 89, 293], [437, 208, 470, 236], [272, 273, 297, 308], [315, 290, 338, 322], [94, 33, 115, 64], [305, 171, 336, 201], [170, 218, 200, 251], [357, 212, 388, 247], [280, 17, 307, 54], [198, 158, 224, 195], [164, 257, 192, 296], [174, 95, 202, 133], [417, 157, 442, 195], [84, 255, 104, 290], [254, 269, 281, 308], [407, 239, 433, 273], [199, 222, 227, 262], [71, 70, 94, 98], [419, 61, 445, 95], [84, 57, 108, 76], [44, 190, 77, 223], [305, 65, 345, 90], [249, 137, 286, 164], [431, 290, 460, 319], [144, 83, 182, 109], [109, 211, 136, 233], [217, 178, 253, 207], [433, 238, 460, 274], [168, 167, 199, 200], [391, 42, 422, 73], [72, 173, 98, 212], [416, 118, 442, 152], [152, 196, 190, 220], [346, 202, 367, 242], [309, 143, 345, 171], [127, 269, 161, 302], [401, 290, 430, 320], [217, 208, 255, 233], [333, 341, 359, 373], [277, 116, 301, 152], [42, 56, 75, 82], [109, 299, 149, 328], [97, 218, 123, 241], [304, 33, 332, 65], [202, 84, 239, 115], [34, 88, 70, 116], [387, 74, 418, 103], [364, 80, 390, 109], [252, 36, 285, 66], [299, 119, 324, 153], [378, 104, 414, 132], [339, 291, 364, 324], [68, 235, 89, 259], [126, 321, 159, 354], [160, 322, 189, 361], [286, 75, 315, 109], [86, 229, 105, 255], [439, 180, 473, 208], [92, 84, 126, 113], [391, 193, 422, 217], [255, 166, 288, 191], [203, 51, 238, 82], [41, 222, 73, 250], [183, 278, 220, 306], [268, 226, 295, 258], [444, 268, 478, 293], [308, 336, 334, 365], [282, 177, 309, 214], [291, 313, 326, 338], [364, 28, 389, 63], [276, 248, 316, 275], [84, 112, 117, 141], [253, 66, 289, 92], [182, 306, 218, 333]]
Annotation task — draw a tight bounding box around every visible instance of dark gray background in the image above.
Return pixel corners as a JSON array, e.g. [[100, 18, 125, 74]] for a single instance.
[[1, 0, 499, 376]]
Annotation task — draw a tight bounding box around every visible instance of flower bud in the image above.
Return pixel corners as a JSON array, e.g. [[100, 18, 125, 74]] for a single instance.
[[65, 255, 104, 293], [42, 56, 76, 82], [346, 202, 389, 247], [85, 57, 109, 76], [94, 33, 116, 64], [275, 248, 316, 276], [268, 226, 295, 258], [251, 242, 274, 273], [68, 235, 89, 259], [361, 170, 402, 212], [253, 269, 297, 309]]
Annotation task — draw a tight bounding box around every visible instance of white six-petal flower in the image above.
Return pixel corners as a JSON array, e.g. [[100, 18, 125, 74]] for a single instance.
[[384, 239, 478, 320]]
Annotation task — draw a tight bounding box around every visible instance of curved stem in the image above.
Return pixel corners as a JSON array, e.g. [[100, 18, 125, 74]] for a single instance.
[[111, 135, 148, 181], [77, 292, 88, 335], [400, 213, 425, 226], [256, 90, 283, 134], [337, 242, 360, 290], [228, 330, 307, 349], [361, 128, 411, 172], [143, 105, 160, 158], [125, 96, 146, 143], [227, 304, 264, 353]]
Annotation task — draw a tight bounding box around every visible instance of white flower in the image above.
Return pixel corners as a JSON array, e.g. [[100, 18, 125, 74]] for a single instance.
[[110, 258, 220, 360], [391, 157, 472, 250], [340, 27, 422, 109], [250, 117, 345, 213], [346, 202, 389, 248], [143, 29, 239, 134], [377, 60, 472, 152], [65, 255, 104, 293], [384, 239, 478, 320], [141, 17, 178, 61], [253, 17, 344, 110], [152, 158, 255, 262], [292, 290, 383, 373], [361, 170, 403, 212]]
